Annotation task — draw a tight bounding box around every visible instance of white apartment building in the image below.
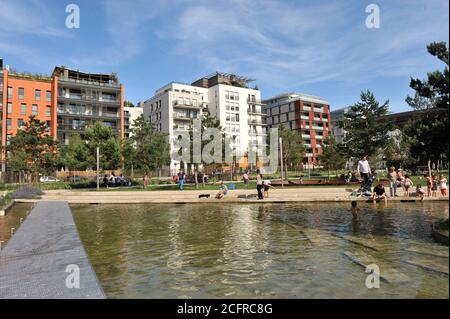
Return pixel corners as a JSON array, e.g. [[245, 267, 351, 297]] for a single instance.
[[142, 73, 266, 175], [142, 82, 209, 174], [124, 104, 143, 138]]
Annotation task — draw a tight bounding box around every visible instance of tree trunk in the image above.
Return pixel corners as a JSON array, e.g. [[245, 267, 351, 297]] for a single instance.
[[194, 164, 199, 190], [428, 159, 432, 178]]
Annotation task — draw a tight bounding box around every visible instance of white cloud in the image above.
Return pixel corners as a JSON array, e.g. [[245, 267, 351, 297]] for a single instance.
[[159, 0, 449, 93]]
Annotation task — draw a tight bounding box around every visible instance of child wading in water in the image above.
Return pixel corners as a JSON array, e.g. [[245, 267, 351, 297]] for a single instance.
[[415, 185, 426, 201], [351, 201, 359, 219]]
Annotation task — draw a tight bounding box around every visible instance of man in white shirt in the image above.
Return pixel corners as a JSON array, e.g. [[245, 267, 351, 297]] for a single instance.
[[357, 155, 371, 191]]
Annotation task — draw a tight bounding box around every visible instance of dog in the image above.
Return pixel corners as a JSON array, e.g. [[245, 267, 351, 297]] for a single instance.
[[198, 194, 211, 199]]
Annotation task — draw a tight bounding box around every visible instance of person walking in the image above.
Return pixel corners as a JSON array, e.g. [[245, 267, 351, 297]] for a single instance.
[[143, 174, 149, 188], [256, 169, 264, 200], [243, 171, 249, 185], [178, 171, 185, 191], [387, 166, 398, 197], [357, 155, 371, 191]]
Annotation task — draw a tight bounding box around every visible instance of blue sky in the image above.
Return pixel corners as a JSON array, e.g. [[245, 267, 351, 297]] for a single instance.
[[0, 0, 448, 112]]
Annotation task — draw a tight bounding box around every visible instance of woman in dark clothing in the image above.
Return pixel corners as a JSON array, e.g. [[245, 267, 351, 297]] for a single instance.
[[256, 169, 264, 200]]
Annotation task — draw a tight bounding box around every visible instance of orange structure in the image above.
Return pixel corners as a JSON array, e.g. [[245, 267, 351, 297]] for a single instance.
[[0, 60, 125, 173]]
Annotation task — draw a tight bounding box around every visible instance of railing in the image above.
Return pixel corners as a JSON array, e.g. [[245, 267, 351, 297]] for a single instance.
[[59, 94, 120, 103], [59, 77, 120, 88]]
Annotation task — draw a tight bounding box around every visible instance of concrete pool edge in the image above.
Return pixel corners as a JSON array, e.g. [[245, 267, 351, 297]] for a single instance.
[[13, 188, 450, 204], [0, 201, 105, 299]]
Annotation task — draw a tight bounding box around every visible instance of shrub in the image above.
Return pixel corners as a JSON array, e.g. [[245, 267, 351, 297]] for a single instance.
[[11, 186, 43, 199]]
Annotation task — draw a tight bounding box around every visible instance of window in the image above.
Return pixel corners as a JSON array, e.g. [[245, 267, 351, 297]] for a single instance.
[[46, 91, 52, 102], [21, 103, 27, 115], [7, 87, 12, 99], [46, 120, 51, 128], [18, 119, 24, 128], [7, 102, 12, 114], [46, 106, 51, 116], [18, 87, 24, 99], [6, 134, 11, 146], [35, 89, 41, 101], [32, 104, 38, 115], [6, 119, 12, 130]]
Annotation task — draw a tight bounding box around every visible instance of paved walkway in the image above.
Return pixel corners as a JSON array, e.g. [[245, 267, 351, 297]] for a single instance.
[[16, 188, 450, 204], [0, 201, 105, 299]]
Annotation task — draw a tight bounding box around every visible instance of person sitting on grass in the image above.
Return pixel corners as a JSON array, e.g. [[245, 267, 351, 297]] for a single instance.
[[215, 181, 228, 199], [415, 185, 426, 201], [372, 182, 387, 204]]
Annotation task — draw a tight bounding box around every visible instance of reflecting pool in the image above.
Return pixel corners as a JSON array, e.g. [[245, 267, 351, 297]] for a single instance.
[[0, 203, 34, 244], [72, 202, 449, 299]]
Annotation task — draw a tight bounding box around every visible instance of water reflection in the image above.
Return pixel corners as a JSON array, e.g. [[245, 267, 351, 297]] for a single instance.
[[72, 202, 449, 299]]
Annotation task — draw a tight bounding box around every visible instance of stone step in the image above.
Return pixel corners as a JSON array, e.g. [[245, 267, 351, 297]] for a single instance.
[[344, 251, 410, 283]]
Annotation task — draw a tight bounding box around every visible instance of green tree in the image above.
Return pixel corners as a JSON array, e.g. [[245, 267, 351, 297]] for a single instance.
[[124, 115, 170, 177], [279, 124, 305, 176], [84, 122, 122, 170], [59, 135, 91, 181], [187, 114, 231, 186], [124, 100, 135, 108], [6, 116, 58, 183], [403, 41, 449, 174], [338, 90, 393, 159], [320, 135, 346, 179]]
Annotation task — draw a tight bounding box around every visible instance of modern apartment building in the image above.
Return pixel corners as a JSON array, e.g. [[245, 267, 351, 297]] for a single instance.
[[192, 72, 266, 159], [0, 60, 125, 172], [0, 67, 58, 171], [124, 104, 144, 138], [263, 93, 331, 163], [330, 106, 351, 142], [142, 82, 209, 173], [53, 67, 124, 145], [142, 72, 266, 174]]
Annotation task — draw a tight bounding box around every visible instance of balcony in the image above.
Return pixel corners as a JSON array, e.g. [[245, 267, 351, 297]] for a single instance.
[[303, 106, 311, 111], [315, 135, 323, 140], [173, 100, 205, 110], [248, 119, 267, 126], [173, 113, 196, 121], [58, 94, 120, 104], [300, 115, 309, 120], [307, 125, 324, 131], [58, 77, 120, 88], [247, 98, 265, 105]]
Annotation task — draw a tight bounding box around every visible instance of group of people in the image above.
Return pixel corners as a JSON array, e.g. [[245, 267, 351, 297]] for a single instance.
[[103, 173, 129, 188], [357, 154, 448, 203]]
